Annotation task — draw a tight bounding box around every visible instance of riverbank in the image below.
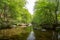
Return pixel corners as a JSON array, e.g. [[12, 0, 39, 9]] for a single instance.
[[0, 26, 31, 40]]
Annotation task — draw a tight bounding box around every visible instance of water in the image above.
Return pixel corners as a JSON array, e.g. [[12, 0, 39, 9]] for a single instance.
[[27, 31, 35, 40], [27, 30, 60, 40], [58, 33, 60, 39]]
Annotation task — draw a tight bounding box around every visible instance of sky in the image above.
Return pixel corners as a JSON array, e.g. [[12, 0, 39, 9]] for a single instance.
[[25, 0, 36, 15]]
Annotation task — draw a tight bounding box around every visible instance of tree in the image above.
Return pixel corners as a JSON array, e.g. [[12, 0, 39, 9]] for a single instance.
[[0, 0, 26, 29], [17, 8, 32, 24], [32, 0, 60, 40], [32, 0, 56, 27]]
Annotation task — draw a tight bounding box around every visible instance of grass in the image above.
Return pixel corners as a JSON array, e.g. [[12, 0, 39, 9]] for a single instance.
[[0, 26, 31, 40]]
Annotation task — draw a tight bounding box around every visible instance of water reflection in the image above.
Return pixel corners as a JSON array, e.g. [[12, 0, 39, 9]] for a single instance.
[[58, 33, 60, 40], [27, 31, 35, 40]]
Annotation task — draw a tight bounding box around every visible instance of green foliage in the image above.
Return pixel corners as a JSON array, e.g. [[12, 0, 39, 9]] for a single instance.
[[0, 0, 32, 29], [20, 8, 32, 23], [32, 0, 60, 27], [32, 0, 60, 40], [0, 0, 26, 19]]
